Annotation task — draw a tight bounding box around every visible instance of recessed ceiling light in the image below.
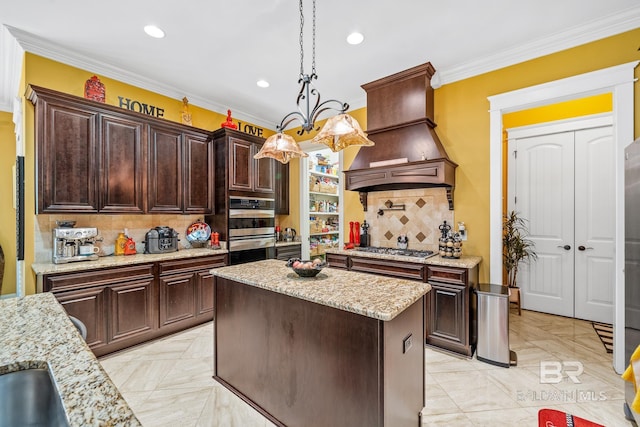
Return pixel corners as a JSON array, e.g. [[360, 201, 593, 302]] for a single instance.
[[256, 80, 270, 88], [346, 32, 364, 45], [144, 25, 165, 39]]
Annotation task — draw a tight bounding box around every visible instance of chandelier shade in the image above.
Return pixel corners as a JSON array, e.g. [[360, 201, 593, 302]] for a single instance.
[[311, 114, 375, 152], [253, 132, 309, 164]]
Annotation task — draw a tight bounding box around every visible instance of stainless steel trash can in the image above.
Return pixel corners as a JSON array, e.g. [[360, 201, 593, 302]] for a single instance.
[[476, 284, 516, 367]]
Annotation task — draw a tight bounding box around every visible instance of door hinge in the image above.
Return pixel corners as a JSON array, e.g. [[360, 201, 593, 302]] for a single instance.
[[514, 196, 517, 205], [513, 150, 517, 158]]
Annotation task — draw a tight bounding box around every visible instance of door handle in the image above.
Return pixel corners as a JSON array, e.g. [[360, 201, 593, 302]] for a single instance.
[[578, 246, 594, 251], [557, 245, 571, 250]]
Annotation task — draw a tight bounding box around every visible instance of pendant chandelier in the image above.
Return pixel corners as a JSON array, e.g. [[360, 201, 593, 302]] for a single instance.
[[254, 0, 374, 164]]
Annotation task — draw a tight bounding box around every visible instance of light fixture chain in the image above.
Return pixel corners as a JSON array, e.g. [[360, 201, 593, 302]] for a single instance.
[[299, 0, 304, 77], [312, 0, 316, 75]]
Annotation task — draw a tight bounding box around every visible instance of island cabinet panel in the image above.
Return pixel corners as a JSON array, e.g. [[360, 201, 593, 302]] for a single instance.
[[425, 265, 478, 357], [214, 276, 424, 427], [35, 99, 99, 213], [99, 113, 145, 213]]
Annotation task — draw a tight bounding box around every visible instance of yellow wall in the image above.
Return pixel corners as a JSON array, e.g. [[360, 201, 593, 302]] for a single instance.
[[433, 28, 639, 283], [0, 112, 17, 295]]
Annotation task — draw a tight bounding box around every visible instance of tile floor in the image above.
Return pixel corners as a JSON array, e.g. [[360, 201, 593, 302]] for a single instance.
[[99, 308, 631, 426]]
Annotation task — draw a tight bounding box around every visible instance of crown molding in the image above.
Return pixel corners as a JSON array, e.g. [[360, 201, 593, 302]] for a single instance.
[[0, 26, 25, 112], [438, 5, 640, 86], [5, 25, 273, 129]]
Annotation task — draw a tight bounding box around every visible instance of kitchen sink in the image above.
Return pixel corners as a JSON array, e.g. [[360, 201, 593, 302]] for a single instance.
[[0, 367, 69, 427]]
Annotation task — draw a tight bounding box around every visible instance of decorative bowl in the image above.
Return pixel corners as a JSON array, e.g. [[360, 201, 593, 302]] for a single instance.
[[286, 258, 326, 278]]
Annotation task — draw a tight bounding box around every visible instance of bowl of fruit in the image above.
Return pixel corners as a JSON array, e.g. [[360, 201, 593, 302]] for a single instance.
[[286, 258, 326, 278]]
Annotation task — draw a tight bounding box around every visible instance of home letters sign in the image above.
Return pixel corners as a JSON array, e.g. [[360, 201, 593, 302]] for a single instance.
[[117, 96, 165, 118]]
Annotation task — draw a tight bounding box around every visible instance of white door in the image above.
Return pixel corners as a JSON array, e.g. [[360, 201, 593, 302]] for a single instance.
[[508, 115, 614, 323]]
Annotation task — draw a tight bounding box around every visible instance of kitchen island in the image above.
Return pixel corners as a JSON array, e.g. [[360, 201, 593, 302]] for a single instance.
[[0, 293, 140, 426], [211, 259, 430, 427]]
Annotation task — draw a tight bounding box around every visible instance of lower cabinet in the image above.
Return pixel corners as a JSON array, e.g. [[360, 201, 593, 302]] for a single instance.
[[274, 244, 302, 261], [44, 254, 227, 357], [425, 265, 478, 357]]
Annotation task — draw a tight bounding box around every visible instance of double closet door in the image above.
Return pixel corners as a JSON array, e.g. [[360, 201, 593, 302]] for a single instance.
[[507, 115, 614, 324]]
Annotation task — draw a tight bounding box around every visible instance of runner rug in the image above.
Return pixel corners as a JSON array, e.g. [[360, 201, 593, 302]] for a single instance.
[[592, 322, 613, 354]]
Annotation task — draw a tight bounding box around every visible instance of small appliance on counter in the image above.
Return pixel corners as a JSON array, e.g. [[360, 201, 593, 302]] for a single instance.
[[438, 220, 462, 258], [144, 226, 179, 254], [52, 224, 100, 264]]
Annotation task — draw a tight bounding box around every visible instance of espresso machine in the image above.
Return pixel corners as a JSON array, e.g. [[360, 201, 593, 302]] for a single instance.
[[52, 226, 100, 264]]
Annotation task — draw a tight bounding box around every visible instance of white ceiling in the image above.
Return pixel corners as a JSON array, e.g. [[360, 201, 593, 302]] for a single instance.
[[1, 0, 639, 129]]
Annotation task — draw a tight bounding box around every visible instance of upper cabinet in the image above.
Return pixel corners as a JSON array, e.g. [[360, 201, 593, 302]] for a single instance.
[[33, 97, 100, 213], [99, 113, 145, 213], [28, 85, 213, 215], [212, 128, 274, 200]]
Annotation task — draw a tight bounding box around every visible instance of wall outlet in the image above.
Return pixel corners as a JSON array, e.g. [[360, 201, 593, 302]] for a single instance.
[[403, 334, 413, 354]]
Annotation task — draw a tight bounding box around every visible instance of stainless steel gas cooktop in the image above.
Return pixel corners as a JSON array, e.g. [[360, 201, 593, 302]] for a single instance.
[[355, 246, 436, 258]]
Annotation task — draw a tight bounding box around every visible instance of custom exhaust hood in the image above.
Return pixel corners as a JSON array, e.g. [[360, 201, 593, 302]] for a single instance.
[[344, 62, 457, 210]]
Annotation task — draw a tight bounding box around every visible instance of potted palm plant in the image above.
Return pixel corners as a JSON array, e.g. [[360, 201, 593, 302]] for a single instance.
[[503, 210, 537, 289]]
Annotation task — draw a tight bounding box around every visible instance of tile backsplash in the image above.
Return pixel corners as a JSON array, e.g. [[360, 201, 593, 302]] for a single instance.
[[362, 188, 454, 252], [35, 214, 209, 263]]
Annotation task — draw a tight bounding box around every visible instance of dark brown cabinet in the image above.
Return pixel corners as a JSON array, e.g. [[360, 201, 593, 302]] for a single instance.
[[32, 95, 99, 213], [274, 161, 290, 214], [274, 244, 301, 261], [148, 125, 183, 213], [100, 113, 145, 213], [43, 253, 227, 357], [425, 265, 478, 357], [29, 85, 213, 214], [44, 264, 156, 356], [213, 128, 274, 199]]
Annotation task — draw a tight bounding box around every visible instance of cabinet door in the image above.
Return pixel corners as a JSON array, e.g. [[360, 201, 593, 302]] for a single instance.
[[55, 287, 108, 350], [99, 113, 145, 213], [196, 269, 215, 318], [184, 131, 213, 214], [108, 278, 157, 344], [274, 161, 289, 214], [148, 125, 183, 213], [229, 137, 253, 191], [159, 272, 197, 327], [254, 145, 275, 193], [36, 101, 99, 213], [426, 282, 467, 352]]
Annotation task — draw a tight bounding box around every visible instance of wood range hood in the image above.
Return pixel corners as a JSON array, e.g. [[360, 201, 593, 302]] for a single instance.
[[344, 62, 457, 210]]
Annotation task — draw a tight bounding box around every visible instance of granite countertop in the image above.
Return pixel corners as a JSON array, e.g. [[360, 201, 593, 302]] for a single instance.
[[32, 248, 228, 276], [211, 259, 430, 321], [0, 293, 141, 426], [326, 248, 482, 269]]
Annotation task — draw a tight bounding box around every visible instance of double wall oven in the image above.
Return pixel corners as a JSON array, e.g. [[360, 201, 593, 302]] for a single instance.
[[228, 197, 275, 264]]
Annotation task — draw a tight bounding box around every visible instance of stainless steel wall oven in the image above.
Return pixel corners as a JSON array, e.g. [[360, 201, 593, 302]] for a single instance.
[[228, 197, 275, 264]]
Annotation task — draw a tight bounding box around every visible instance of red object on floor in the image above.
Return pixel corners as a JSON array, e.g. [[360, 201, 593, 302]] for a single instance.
[[538, 409, 604, 427]]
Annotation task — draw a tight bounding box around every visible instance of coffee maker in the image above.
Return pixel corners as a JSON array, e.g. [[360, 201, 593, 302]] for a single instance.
[[52, 226, 100, 264]]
